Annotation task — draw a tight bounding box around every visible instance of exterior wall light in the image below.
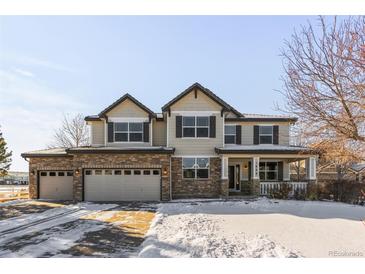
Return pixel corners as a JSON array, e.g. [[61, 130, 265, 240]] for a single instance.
[[30, 170, 35, 176], [163, 167, 168, 176], [75, 169, 80, 175]]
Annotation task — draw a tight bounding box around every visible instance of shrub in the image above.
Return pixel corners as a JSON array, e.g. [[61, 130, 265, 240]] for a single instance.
[[269, 183, 292, 199]]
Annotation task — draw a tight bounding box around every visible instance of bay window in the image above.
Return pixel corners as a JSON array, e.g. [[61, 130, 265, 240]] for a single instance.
[[182, 157, 210, 179]]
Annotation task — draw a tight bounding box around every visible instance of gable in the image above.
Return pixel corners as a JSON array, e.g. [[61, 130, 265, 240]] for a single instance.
[[162, 83, 242, 116], [170, 88, 222, 111], [106, 98, 150, 118]]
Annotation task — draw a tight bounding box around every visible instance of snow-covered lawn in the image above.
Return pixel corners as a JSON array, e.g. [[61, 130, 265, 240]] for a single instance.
[[139, 198, 365, 258]]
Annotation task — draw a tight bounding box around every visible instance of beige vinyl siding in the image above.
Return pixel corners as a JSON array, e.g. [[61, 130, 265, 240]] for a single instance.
[[168, 113, 223, 155], [106, 98, 149, 118], [278, 124, 290, 145], [241, 125, 253, 145], [168, 88, 224, 155], [153, 119, 167, 146], [104, 98, 152, 147], [224, 121, 291, 146], [170, 89, 222, 111], [91, 121, 105, 146]]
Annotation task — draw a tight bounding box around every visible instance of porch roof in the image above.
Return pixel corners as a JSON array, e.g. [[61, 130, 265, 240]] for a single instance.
[[215, 144, 314, 155]]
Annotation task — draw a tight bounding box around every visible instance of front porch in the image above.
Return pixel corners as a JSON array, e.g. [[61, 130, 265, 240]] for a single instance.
[[220, 155, 317, 196]]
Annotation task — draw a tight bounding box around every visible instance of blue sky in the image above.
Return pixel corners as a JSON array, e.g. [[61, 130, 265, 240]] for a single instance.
[[0, 16, 318, 171]]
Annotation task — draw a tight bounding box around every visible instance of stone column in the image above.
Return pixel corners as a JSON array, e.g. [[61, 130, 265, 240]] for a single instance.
[[220, 156, 229, 197], [28, 161, 37, 199], [73, 167, 83, 202], [251, 156, 260, 195]]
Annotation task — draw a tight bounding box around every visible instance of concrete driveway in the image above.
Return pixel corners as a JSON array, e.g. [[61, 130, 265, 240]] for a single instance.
[[0, 200, 156, 257]]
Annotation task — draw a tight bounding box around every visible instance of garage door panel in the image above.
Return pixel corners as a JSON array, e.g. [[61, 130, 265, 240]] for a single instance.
[[39, 171, 73, 200], [84, 169, 161, 201]]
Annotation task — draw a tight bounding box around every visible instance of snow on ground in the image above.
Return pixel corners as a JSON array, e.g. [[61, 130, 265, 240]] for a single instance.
[[0, 202, 118, 253], [139, 198, 365, 258]]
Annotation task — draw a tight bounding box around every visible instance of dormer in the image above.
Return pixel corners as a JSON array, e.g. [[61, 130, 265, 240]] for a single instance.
[[85, 94, 156, 147]]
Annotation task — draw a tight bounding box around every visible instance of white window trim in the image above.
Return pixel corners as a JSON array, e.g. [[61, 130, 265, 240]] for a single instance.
[[259, 161, 279, 181], [172, 111, 220, 115], [108, 117, 149, 122], [224, 124, 236, 144], [182, 116, 210, 138], [259, 125, 273, 144], [182, 157, 210, 179], [114, 122, 144, 143]]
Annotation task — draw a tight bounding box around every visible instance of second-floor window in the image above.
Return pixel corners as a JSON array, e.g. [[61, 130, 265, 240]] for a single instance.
[[182, 116, 209, 138], [259, 126, 273, 144], [224, 125, 236, 144], [114, 122, 143, 142]]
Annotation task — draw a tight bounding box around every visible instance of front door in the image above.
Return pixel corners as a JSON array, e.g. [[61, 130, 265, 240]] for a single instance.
[[228, 165, 241, 191]]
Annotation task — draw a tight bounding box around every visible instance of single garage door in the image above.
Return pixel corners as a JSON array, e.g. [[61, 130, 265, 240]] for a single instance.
[[84, 169, 161, 201], [39, 171, 74, 200]]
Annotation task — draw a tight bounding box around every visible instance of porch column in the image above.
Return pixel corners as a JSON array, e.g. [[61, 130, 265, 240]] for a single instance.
[[251, 156, 260, 179], [251, 156, 260, 195], [283, 161, 290, 181], [305, 156, 317, 181], [220, 156, 229, 197], [221, 156, 228, 179]]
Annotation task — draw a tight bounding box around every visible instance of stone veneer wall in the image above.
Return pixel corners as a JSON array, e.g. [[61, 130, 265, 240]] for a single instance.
[[171, 157, 224, 199], [28, 153, 171, 201]]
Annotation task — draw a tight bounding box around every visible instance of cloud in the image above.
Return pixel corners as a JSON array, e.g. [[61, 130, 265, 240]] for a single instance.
[[12, 68, 35, 78], [1, 53, 76, 73], [20, 56, 76, 73]]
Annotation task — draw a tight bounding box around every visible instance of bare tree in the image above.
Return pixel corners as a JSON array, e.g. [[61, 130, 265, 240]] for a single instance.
[[50, 113, 90, 148], [279, 16, 365, 162]]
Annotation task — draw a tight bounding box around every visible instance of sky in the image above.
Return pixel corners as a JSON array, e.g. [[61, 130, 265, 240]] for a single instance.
[[0, 15, 319, 171]]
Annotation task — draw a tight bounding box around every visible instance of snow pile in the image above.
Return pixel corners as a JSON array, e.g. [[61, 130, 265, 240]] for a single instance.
[[139, 204, 299, 258]]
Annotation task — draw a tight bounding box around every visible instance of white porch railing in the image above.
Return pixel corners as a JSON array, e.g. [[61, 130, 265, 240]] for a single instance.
[[260, 182, 307, 196]]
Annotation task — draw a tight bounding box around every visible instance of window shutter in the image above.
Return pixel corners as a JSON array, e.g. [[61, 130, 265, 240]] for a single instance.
[[143, 122, 149, 143], [253, 125, 259, 145], [235, 125, 241, 144], [278, 161, 283, 181], [209, 116, 216, 138], [108, 122, 114, 143], [176, 116, 182, 138], [273, 125, 279, 145]]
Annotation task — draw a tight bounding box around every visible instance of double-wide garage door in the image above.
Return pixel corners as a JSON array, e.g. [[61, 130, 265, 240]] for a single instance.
[[84, 169, 161, 201], [39, 171, 74, 200]]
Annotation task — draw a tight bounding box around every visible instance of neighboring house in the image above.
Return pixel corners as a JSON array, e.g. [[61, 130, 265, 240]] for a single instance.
[[316, 163, 365, 183], [0, 171, 29, 185], [22, 83, 317, 201], [290, 161, 365, 184]]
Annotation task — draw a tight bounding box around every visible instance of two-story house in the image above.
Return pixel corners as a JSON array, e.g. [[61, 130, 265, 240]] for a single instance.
[[22, 83, 317, 201]]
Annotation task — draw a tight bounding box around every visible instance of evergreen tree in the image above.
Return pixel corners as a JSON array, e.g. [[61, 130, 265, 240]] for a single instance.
[[0, 127, 12, 176]]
